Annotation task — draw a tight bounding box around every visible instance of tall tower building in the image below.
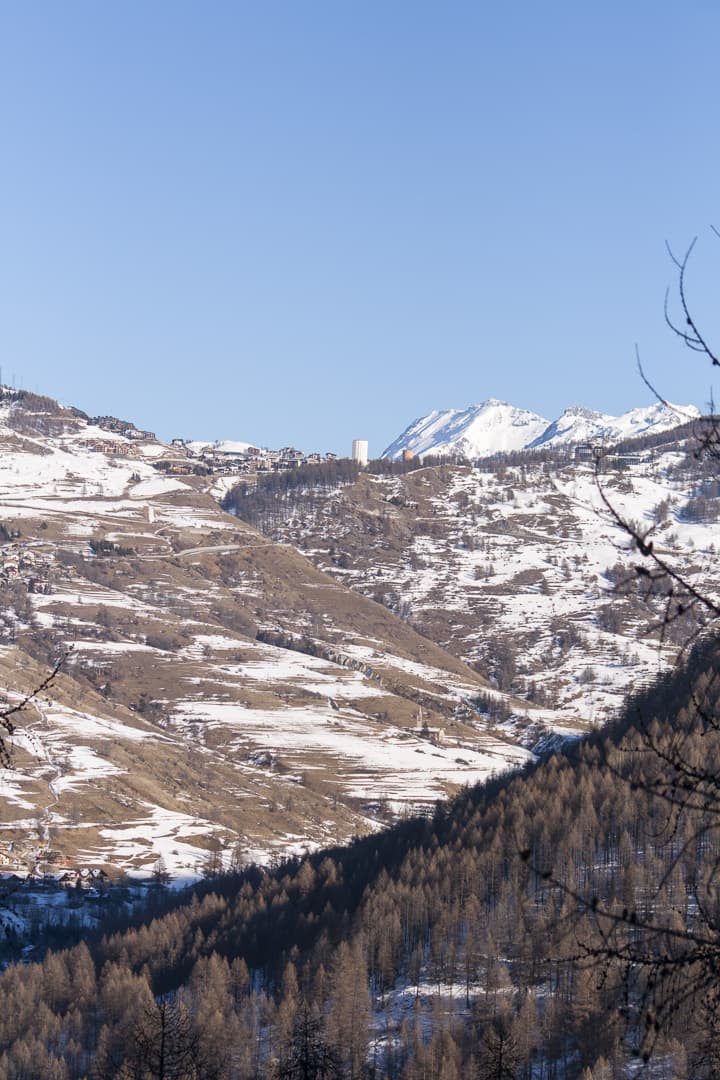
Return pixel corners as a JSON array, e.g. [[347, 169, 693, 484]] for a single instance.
[[351, 439, 369, 466]]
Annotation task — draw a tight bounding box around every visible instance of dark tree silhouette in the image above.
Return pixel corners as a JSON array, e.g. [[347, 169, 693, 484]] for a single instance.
[[96, 996, 201, 1080], [477, 1015, 519, 1080], [275, 1001, 341, 1080]]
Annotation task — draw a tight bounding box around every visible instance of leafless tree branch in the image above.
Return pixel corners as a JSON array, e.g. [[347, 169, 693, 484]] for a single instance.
[[0, 650, 68, 767]]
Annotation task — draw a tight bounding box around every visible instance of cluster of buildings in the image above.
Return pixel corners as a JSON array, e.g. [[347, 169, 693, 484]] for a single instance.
[[162, 439, 369, 476], [78, 438, 143, 457], [574, 443, 643, 467], [0, 543, 53, 593], [189, 444, 339, 476], [92, 416, 156, 441], [76, 417, 158, 456], [75, 419, 371, 477], [0, 843, 108, 888]]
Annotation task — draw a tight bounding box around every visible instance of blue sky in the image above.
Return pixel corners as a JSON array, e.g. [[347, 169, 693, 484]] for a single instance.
[[1, 2, 719, 455]]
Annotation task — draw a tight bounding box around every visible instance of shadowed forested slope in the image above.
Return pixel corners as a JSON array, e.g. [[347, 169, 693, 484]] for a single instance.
[[1, 637, 718, 1077]]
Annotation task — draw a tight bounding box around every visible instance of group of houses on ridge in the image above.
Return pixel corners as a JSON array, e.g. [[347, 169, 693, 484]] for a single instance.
[[74, 416, 370, 477], [78, 438, 142, 457], [92, 416, 156, 441], [160, 439, 353, 477]]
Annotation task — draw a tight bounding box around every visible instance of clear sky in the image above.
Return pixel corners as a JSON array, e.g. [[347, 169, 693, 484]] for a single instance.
[[1, 2, 720, 455]]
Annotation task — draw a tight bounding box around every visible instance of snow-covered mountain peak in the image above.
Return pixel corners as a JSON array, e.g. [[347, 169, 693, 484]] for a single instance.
[[612, 400, 700, 437], [384, 398, 701, 460], [563, 405, 605, 420], [529, 407, 613, 449], [382, 400, 549, 460]]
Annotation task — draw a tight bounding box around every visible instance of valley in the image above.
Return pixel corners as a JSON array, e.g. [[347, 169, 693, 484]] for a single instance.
[[0, 388, 718, 1075], [0, 388, 716, 908]]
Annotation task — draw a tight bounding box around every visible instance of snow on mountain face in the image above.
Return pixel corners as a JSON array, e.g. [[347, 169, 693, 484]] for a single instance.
[[384, 399, 701, 459], [530, 401, 700, 449], [606, 401, 701, 440], [527, 407, 611, 448], [382, 400, 549, 460]]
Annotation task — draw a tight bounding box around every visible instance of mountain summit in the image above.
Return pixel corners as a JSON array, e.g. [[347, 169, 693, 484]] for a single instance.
[[382, 398, 699, 459], [381, 400, 549, 460]]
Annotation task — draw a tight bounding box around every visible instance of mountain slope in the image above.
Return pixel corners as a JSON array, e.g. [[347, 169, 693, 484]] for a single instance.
[[0, 639, 715, 1077], [0, 387, 712, 885], [382, 399, 549, 459], [529, 400, 699, 448], [0, 389, 529, 883], [231, 425, 718, 736], [383, 397, 700, 458]]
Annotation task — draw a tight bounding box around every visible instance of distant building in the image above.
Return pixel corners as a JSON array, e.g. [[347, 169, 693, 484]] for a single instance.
[[352, 439, 369, 467], [413, 724, 446, 745], [402, 449, 414, 462], [574, 442, 603, 462]]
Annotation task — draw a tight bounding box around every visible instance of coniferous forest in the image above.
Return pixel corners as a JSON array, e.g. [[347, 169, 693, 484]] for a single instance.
[[1, 636, 719, 1078]]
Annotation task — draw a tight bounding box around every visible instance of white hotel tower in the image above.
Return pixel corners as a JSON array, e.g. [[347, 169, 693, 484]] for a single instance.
[[351, 439, 369, 467]]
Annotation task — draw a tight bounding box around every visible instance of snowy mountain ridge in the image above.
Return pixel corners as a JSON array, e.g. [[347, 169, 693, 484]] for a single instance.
[[383, 399, 700, 460]]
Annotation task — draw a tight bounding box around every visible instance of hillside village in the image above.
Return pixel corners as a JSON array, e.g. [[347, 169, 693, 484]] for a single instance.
[[159, 439, 342, 476], [79, 411, 352, 477]]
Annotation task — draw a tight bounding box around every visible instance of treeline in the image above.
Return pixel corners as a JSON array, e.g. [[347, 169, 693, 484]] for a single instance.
[[366, 455, 465, 475], [0, 388, 66, 415], [222, 455, 472, 533], [222, 460, 361, 531], [657, 435, 720, 523], [677, 475, 720, 523], [609, 417, 697, 456], [0, 642, 718, 1076]]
